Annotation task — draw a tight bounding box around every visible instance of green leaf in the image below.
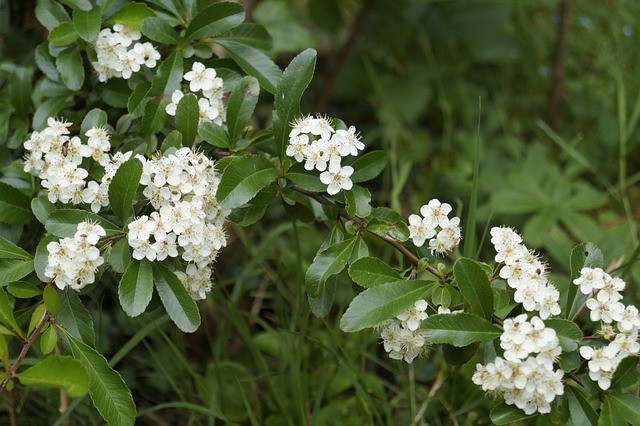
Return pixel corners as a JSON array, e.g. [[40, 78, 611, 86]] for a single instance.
[[348, 257, 403, 289], [153, 263, 201, 333], [73, 7, 102, 41], [217, 155, 279, 209], [453, 258, 493, 320], [305, 238, 357, 297], [273, 48, 316, 159], [35, 43, 60, 81], [10, 67, 34, 117], [40, 324, 58, 354], [567, 385, 598, 426], [340, 280, 434, 332], [161, 130, 183, 152], [127, 81, 150, 115], [345, 185, 371, 218], [600, 397, 631, 426], [0, 259, 35, 286], [58, 289, 95, 346], [141, 98, 168, 135], [97, 78, 130, 108], [545, 318, 582, 352], [108, 158, 143, 223], [490, 402, 534, 425], [60, 0, 92, 11], [33, 97, 70, 131], [43, 285, 61, 317], [226, 76, 260, 142], [140, 17, 179, 44], [175, 93, 199, 147], [199, 121, 230, 148], [45, 209, 121, 238], [7, 281, 42, 299], [118, 260, 153, 317], [34, 234, 57, 282], [49, 21, 79, 46], [611, 356, 639, 390], [17, 356, 89, 397], [107, 2, 155, 30], [0, 287, 23, 337], [350, 151, 388, 183], [568, 242, 603, 319], [109, 238, 131, 274], [36, 0, 71, 31], [421, 313, 502, 346], [185, 2, 245, 41], [80, 108, 108, 136], [366, 207, 410, 242], [286, 163, 326, 192], [308, 276, 336, 319], [217, 40, 282, 95], [215, 23, 272, 50], [66, 333, 136, 425], [0, 182, 33, 224], [148, 50, 183, 98], [56, 47, 85, 91], [0, 234, 32, 260], [607, 394, 640, 426], [31, 195, 56, 225]]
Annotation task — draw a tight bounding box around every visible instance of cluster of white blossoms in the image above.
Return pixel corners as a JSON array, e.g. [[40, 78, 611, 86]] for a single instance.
[[45, 221, 106, 291], [378, 299, 429, 363], [407, 199, 462, 255], [491, 227, 561, 319], [286, 115, 364, 195], [92, 23, 161, 82], [23, 118, 131, 212], [472, 314, 564, 415], [166, 62, 226, 125], [127, 147, 229, 300], [575, 267, 640, 390]]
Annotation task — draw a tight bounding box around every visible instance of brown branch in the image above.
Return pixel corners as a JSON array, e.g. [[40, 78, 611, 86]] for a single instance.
[[547, 0, 572, 130]]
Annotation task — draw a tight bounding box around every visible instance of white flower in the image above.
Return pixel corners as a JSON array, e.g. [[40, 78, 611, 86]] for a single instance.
[[419, 199, 452, 228], [407, 214, 436, 247], [165, 90, 185, 116], [319, 162, 354, 195], [573, 267, 606, 295], [396, 299, 429, 331], [184, 62, 218, 93]]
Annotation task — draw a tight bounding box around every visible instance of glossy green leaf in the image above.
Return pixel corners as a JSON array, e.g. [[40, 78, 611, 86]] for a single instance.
[[45, 209, 121, 238], [421, 313, 502, 346], [43, 285, 61, 317], [141, 98, 167, 135], [49, 21, 79, 45], [611, 356, 639, 390], [7, 281, 42, 299], [0, 287, 23, 337], [340, 280, 434, 332], [0, 182, 33, 224], [305, 238, 357, 297], [215, 23, 272, 50], [40, 324, 58, 354], [175, 93, 199, 147], [490, 402, 534, 424], [345, 185, 371, 218], [350, 151, 388, 183], [545, 318, 582, 352], [308, 276, 336, 319], [17, 356, 89, 397], [153, 263, 200, 333], [141, 17, 179, 44], [185, 2, 245, 41], [35, 43, 60, 81], [31, 195, 56, 225], [118, 260, 153, 317], [107, 2, 155, 30], [80, 108, 108, 137], [217, 155, 279, 209], [272, 48, 316, 158], [108, 158, 143, 223], [348, 257, 403, 289], [0, 259, 35, 286], [58, 289, 95, 346], [28, 303, 48, 335], [60, 0, 92, 11], [453, 258, 493, 320], [567, 385, 598, 426], [607, 393, 640, 425], [0, 234, 32, 260], [218, 40, 282, 95], [109, 238, 131, 274], [148, 50, 183, 98], [286, 163, 326, 192], [73, 7, 102, 41], [66, 333, 136, 425], [97, 78, 130, 108], [34, 234, 57, 282], [226, 76, 260, 142], [127, 81, 150, 115], [199, 121, 230, 148], [33, 97, 69, 131], [36, 0, 71, 31], [56, 47, 85, 91]]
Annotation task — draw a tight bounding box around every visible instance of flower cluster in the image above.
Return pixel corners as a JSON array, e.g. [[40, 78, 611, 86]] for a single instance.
[[472, 315, 564, 415], [92, 23, 161, 82], [575, 267, 640, 390], [286, 115, 365, 195], [166, 62, 226, 125], [127, 147, 229, 300], [491, 227, 561, 319], [45, 221, 106, 291], [407, 199, 462, 255], [378, 300, 430, 363]]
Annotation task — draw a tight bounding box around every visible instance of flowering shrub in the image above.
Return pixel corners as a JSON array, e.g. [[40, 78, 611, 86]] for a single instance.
[[0, 1, 639, 425]]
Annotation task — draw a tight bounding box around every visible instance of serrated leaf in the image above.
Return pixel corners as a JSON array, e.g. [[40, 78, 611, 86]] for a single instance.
[[600, 397, 627, 426], [127, 81, 150, 116], [141, 98, 168, 135], [45, 209, 121, 238], [350, 151, 388, 183], [215, 23, 272, 50], [607, 394, 640, 425], [345, 185, 371, 218], [58, 289, 95, 346], [17, 356, 89, 397], [340, 280, 433, 332], [217, 155, 279, 209], [153, 263, 200, 333], [107, 2, 155, 30], [348, 257, 402, 288], [35, 43, 60, 81], [545, 318, 582, 352], [66, 333, 136, 425], [611, 356, 639, 390], [567, 385, 598, 426], [421, 313, 502, 346], [56, 47, 85, 91], [0, 182, 33, 224], [141, 17, 179, 44], [305, 238, 357, 297], [226, 76, 260, 142], [0, 234, 32, 260], [118, 260, 153, 317], [0, 287, 23, 337], [148, 51, 183, 98], [453, 258, 493, 320], [36, 0, 71, 31], [108, 158, 143, 223], [175, 93, 199, 147], [73, 7, 101, 41], [0, 259, 35, 286], [490, 402, 534, 425], [217, 40, 282, 95], [185, 2, 244, 41], [286, 163, 326, 192], [49, 21, 79, 46], [273, 48, 316, 159], [308, 276, 336, 319], [199, 121, 230, 148]]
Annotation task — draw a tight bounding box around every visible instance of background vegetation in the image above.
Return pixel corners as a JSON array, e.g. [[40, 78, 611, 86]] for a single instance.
[[1, 0, 639, 424]]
